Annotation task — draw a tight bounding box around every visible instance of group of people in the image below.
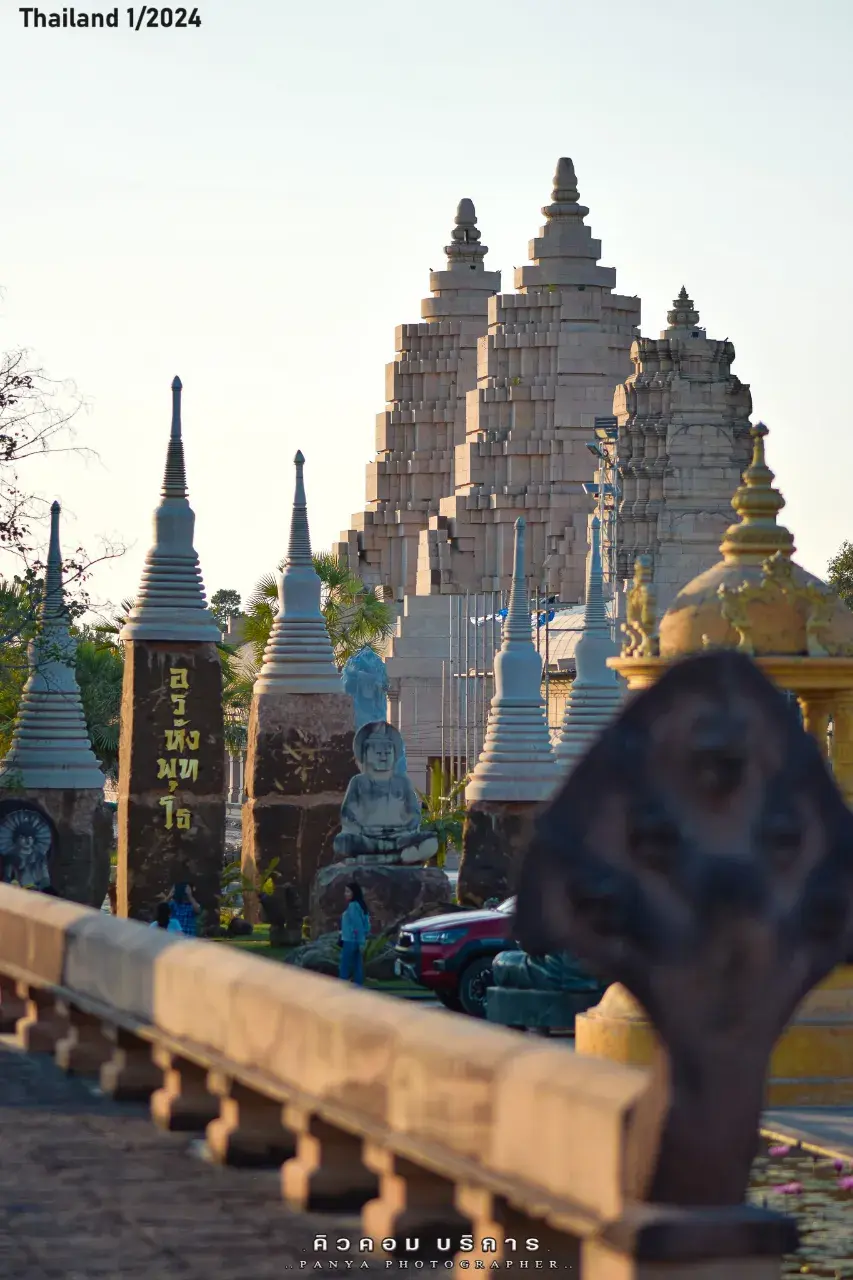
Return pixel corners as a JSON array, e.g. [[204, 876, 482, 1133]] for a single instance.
[[149, 881, 202, 937], [147, 876, 372, 986]]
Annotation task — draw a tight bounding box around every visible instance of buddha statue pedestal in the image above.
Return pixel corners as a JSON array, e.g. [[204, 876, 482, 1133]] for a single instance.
[[576, 971, 853, 1105], [486, 949, 606, 1036]]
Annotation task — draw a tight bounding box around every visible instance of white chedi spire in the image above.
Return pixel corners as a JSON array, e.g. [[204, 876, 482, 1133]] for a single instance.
[[254, 452, 342, 694], [466, 518, 561, 803], [120, 377, 220, 643], [0, 502, 104, 790], [555, 516, 622, 768]]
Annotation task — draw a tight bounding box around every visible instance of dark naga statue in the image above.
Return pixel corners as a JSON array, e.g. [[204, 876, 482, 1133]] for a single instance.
[[515, 651, 853, 1207]]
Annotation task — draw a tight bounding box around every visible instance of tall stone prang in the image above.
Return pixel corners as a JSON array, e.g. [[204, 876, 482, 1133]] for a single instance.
[[117, 376, 225, 930], [458, 517, 560, 906], [336, 199, 500, 600], [555, 515, 622, 769], [613, 286, 753, 609], [0, 501, 111, 905], [415, 157, 640, 600], [242, 452, 355, 929], [386, 157, 640, 789]]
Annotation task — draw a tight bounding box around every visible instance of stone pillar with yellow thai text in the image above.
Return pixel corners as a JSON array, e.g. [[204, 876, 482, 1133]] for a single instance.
[[116, 377, 224, 930]]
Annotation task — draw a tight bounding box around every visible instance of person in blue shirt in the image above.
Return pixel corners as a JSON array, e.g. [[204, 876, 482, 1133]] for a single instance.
[[168, 881, 201, 936], [149, 902, 183, 934], [339, 882, 370, 986]]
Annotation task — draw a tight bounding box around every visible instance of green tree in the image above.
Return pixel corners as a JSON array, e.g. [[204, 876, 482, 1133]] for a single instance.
[[827, 541, 853, 609], [417, 762, 468, 869], [242, 552, 394, 670], [74, 633, 124, 778], [210, 588, 242, 631]]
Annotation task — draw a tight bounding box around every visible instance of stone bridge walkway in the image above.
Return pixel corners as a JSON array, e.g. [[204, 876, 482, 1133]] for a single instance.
[[0, 1038, 382, 1279]]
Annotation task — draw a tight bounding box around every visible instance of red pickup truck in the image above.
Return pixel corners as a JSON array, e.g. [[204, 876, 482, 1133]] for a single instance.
[[394, 897, 515, 1016]]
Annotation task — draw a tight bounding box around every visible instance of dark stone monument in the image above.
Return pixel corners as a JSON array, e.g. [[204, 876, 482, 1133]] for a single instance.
[[0, 501, 111, 906], [116, 378, 224, 930], [515, 650, 853, 1207], [241, 453, 355, 926]]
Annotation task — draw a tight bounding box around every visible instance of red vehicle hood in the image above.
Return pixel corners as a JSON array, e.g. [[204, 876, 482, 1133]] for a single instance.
[[403, 908, 512, 932]]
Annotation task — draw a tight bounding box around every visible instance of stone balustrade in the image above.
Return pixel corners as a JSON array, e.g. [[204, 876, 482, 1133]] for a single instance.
[[0, 885, 794, 1275]]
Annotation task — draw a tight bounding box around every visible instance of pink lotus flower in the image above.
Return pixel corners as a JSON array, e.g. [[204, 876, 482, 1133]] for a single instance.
[[772, 1181, 803, 1194], [768, 1145, 792, 1157], [833, 1159, 846, 1172], [837, 1175, 853, 1191]]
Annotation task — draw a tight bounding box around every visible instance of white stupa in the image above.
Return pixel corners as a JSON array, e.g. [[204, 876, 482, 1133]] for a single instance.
[[254, 452, 341, 694], [555, 515, 622, 767], [0, 502, 105, 790], [466, 517, 561, 803], [120, 377, 220, 643]]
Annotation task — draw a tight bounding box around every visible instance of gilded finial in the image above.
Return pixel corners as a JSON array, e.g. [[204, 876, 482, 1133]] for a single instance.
[[719, 422, 794, 566], [621, 555, 660, 658]]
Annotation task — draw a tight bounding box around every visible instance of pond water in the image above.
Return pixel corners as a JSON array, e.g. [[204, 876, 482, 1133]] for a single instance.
[[749, 1145, 853, 1276]]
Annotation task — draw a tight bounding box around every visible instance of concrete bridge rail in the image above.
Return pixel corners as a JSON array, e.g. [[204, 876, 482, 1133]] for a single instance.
[[0, 885, 794, 1276]]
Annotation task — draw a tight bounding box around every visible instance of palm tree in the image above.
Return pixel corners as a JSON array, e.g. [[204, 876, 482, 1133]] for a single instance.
[[242, 552, 394, 671], [418, 762, 468, 869]]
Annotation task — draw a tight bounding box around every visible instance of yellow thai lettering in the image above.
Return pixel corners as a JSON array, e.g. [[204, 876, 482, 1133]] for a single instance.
[[176, 808, 191, 830], [171, 694, 187, 717], [178, 758, 199, 782], [169, 668, 189, 690], [156, 758, 177, 780], [186, 730, 200, 751], [165, 729, 185, 752], [159, 796, 174, 829]]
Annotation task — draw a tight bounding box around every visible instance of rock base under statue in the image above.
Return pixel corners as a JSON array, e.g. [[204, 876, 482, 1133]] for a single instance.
[[458, 800, 540, 907], [310, 862, 455, 939], [486, 987, 601, 1034], [576, 969, 853, 1106]]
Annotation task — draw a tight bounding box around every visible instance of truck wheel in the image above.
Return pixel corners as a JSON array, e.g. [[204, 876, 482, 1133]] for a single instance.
[[458, 957, 495, 1018], [437, 991, 463, 1012]]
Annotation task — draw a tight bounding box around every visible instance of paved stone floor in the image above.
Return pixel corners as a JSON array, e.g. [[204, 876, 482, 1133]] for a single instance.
[[0, 1038, 381, 1279]]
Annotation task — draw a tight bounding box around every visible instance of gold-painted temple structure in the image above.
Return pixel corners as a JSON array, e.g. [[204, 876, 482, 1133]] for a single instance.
[[576, 423, 853, 1103]]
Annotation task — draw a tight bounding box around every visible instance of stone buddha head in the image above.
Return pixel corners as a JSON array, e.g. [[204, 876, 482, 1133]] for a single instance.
[[354, 721, 404, 781]]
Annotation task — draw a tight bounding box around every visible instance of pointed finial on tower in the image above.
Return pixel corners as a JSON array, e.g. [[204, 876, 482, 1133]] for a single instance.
[[43, 500, 64, 622], [720, 422, 794, 564], [286, 450, 313, 567], [466, 517, 560, 804], [444, 197, 487, 270], [161, 373, 188, 499], [255, 449, 340, 693], [555, 516, 622, 768], [666, 286, 701, 331], [120, 376, 220, 642]]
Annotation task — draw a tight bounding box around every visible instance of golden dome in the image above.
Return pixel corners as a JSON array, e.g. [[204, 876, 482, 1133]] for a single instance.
[[658, 424, 853, 659]]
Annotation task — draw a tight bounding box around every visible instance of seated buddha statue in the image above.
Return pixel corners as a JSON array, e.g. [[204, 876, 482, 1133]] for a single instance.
[[333, 722, 439, 866]]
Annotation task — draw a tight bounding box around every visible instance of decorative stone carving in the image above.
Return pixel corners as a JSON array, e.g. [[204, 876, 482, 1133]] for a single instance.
[[621, 555, 659, 658], [515, 650, 853, 1206], [612, 286, 753, 609], [492, 949, 602, 994], [0, 804, 53, 888], [717, 550, 851, 659], [333, 723, 437, 865], [341, 647, 407, 776], [0, 500, 111, 906]]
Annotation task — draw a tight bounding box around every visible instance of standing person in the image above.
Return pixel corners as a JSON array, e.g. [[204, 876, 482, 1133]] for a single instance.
[[150, 902, 182, 933], [168, 881, 201, 937], [339, 882, 370, 987]]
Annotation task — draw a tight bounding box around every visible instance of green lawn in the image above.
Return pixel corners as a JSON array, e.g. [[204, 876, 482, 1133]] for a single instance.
[[214, 925, 432, 997]]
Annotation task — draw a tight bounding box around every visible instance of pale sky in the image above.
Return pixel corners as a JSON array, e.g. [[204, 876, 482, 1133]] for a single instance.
[[2, 0, 851, 617]]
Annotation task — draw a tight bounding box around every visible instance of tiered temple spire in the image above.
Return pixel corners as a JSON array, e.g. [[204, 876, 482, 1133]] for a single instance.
[[0, 502, 104, 789], [466, 518, 560, 803], [255, 452, 341, 693], [555, 516, 622, 768], [666, 285, 702, 332], [121, 377, 220, 642]]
